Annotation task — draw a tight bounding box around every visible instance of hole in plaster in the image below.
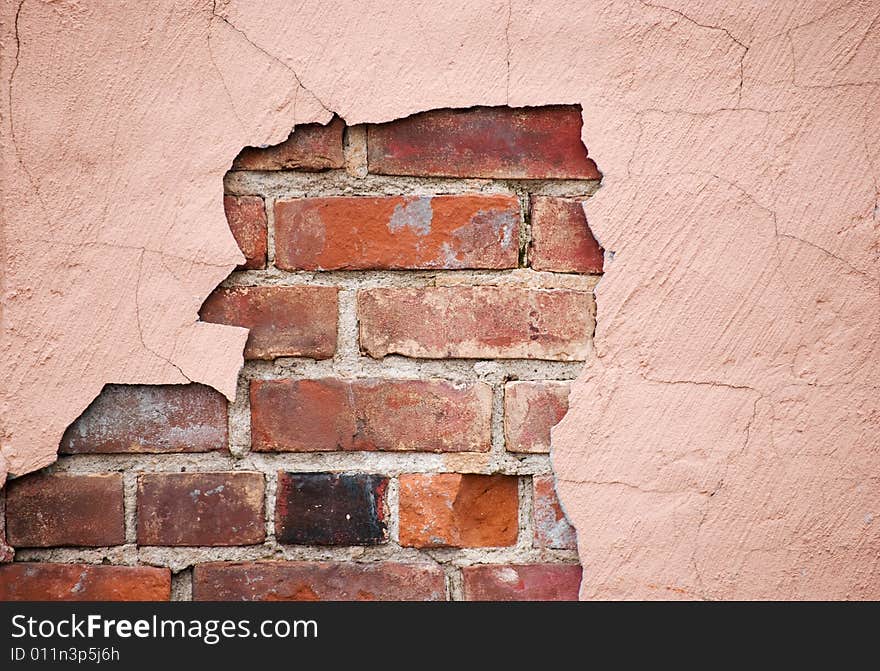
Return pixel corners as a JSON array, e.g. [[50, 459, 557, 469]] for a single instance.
[[8, 106, 603, 601]]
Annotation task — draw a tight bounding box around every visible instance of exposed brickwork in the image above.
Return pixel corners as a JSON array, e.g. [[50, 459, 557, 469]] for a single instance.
[[358, 287, 594, 360], [8, 106, 593, 601], [231, 117, 345, 171], [0, 564, 171, 601], [5, 474, 123, 547], [0, 492, 14, 562], [367, 106, 600, 179], [529, 196, 604, 274], [462, 564, 582, 601], [504, 381, 571, 454], [193, 561, 446, 601], [200, 286, 338, 359], [60, 384, 227, 454], [225, 195, 268, 270], [533, 474, 578, 550], [275, 194, 520, 270], [137, 472, 265, 546], [250, 378, 492, 452], [275, 473, 388, 546], [398, 474, 519, 548]]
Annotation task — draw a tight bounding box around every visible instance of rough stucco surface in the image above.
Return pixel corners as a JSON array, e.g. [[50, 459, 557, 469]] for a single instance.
[[1, 0, 878, 599]]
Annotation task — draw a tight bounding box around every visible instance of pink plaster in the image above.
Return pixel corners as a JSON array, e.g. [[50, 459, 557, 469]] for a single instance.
[[2, 0, 878, 598]]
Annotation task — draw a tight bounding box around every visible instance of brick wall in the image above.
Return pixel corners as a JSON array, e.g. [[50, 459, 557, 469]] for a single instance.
[[0, 106, 603, 602]]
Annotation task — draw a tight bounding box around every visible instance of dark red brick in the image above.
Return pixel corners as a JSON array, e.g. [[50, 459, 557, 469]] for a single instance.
[[0, 492, 14, 562], [250, 378, 492, 453], [274, 194, 519, 270], [6, 473, 124, 547], [358, 287, 593, 360], [367, 106, 600, 179], [137, 472, 265, 546], [59, 384, 227, 454], [529, 196, 604, 273], [532, 475, 577, 550], [462, 564, 582, 601], [231, 117, 345, 171], [275, 472, 388, 546], [0, 564, 171, 601], [225, 195, 267, 270], [193, 561, 446, 601], [398, 474, 518, 548], [199, 286, 338, 360], [504, 381, 570, 453]]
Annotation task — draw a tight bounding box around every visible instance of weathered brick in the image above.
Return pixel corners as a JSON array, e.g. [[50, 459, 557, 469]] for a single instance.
[[504, 381, 570, 453], [358, 287, 593, 360], [275, 472, 388, 546], [199, 286, 338, 360], [462, 564, 582, 601], [137, 472, 265, 546], [231, 117, 345, 171], [6, 473, 124, 547], [274, 194, 519, 270], [0, 564, 171, 601], [59, 384, 227, 454], [225, 195, 267, 270], [398, 474, 518, 548], [529, 196, 604, 273], [193, 561, 446, 601], [532, 475, 577, 550], [367, 106, 600, 179], [0, 492, 14, 562], [250, 378, 492, 453]]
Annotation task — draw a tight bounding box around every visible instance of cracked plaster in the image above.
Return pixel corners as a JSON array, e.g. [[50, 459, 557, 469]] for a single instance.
[[1, 0, 878, 599]]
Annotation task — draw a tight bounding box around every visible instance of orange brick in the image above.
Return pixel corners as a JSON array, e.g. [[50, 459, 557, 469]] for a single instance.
[[0, 564, 171, 601], [398, 474, 518, 548], [275, 194, 519, 270]]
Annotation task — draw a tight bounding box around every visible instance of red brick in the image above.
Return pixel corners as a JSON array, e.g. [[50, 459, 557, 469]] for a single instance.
[[193, 561, 446, 601], [200, 286, 337, 360], [0, 492, 14, 562], [6, 473, 124, 547], [225, 195, 267, 270], [367, 106, 600, 179], [462, 564, 582, 601], [59, 384, 227, 454], [250, 378, 492, 453], [529, 196, 604, 273], [358, 287, 593, 360], [231, 117, 345, 171], [275, 473, 388, 545], [532, 475, 577, 550], [137, 472, 265, 546], [0, 564, 171, 601], [398, 474, 518, 548], [274, 194, 519, 270], [504, 381, 570, 453]]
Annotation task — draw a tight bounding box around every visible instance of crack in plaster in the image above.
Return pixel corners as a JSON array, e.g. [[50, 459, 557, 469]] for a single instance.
[[209, 0, 334, 118]]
